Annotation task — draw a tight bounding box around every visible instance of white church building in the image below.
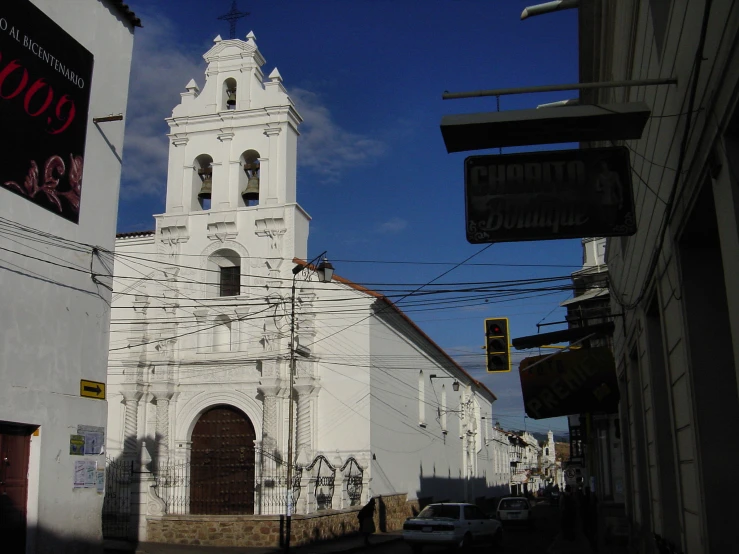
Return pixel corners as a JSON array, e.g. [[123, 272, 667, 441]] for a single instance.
[[104, 32, 508, 544]]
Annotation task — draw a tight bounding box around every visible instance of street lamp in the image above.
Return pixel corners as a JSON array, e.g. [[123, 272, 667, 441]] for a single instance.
[[429, 373, 460, 391], [285, 252, 334, 552]]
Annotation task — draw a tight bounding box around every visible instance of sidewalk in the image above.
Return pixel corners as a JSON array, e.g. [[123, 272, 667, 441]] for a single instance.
[[129, 531, 402, 554], [547, 532, 593, 554]]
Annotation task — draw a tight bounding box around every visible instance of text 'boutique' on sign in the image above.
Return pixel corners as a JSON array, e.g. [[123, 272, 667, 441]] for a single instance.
[[464, 147, 637, 244]]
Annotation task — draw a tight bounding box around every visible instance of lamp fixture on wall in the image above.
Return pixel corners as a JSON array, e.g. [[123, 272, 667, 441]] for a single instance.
[[429, 373, 460, 391]]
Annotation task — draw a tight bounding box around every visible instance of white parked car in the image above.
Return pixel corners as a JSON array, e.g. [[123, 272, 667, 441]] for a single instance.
[[402, 502, 503, 551], [496, 496, 534, 527]]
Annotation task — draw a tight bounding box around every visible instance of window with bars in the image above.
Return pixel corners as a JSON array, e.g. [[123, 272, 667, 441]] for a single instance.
[[220, 266, 240, 297]]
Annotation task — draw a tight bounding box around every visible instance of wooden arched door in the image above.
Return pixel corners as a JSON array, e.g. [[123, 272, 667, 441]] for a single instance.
[[190, 405, 256, 514]]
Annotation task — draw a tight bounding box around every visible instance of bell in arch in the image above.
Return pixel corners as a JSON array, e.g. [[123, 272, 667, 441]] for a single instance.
[[226, 87, 236, 110], [197, 166, 212, 199], [242, 160, 260, 201]]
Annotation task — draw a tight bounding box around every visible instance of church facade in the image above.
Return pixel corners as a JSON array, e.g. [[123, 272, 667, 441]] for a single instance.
[[105, 32, 507, 534]]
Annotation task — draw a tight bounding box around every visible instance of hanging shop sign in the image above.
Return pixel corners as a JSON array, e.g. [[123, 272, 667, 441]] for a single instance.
[[464, 146, 635, 244], [519, 347, 620, 419], [0, 0, 94, 223]]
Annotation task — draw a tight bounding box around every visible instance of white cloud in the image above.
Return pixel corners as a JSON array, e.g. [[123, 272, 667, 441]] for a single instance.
[[290, 88, 387, 183], [375, 217, 408, 234], [120, 13, 206, 199]]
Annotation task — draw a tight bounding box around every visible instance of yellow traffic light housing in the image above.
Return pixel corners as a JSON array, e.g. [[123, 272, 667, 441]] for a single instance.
[[485, 317, 511, 373]]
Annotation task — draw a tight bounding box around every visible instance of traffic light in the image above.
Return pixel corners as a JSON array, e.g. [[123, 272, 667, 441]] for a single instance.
[[485, 317, 511, 373]]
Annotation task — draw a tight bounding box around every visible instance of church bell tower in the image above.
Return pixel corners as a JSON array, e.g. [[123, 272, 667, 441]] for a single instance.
[[156, 31, 308, 264]]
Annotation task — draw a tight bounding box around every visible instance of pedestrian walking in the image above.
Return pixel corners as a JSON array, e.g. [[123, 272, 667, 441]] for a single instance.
[[357, 497, 376, 545], [582, 486, 598, 551], [561, 485, 577, 541]]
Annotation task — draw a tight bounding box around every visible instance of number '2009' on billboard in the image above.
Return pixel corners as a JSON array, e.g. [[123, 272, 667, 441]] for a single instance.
[[0, 0, 94, 224]]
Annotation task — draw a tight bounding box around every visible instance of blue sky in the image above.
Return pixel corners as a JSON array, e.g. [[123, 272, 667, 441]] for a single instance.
[[118, 0, 581, 435]]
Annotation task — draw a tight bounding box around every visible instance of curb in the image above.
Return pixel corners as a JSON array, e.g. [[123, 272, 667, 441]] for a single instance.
[[132, 535, 404, 554], [297, 535, 404, 554]]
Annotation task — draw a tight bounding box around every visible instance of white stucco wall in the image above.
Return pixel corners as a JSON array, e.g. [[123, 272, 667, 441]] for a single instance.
[[0, 1, 135, 551], [366, 308, 507, 504]]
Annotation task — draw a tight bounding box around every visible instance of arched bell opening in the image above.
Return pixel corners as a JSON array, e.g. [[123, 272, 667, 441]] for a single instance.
[[193, 154, 214, 211], [189, 405, 256, 514], [223, 78, 237, 111], [239, 149, 261, 207]]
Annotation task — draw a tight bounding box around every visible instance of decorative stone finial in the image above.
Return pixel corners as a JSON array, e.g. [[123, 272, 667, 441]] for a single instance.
[[247, 30, 257, 42], [214, 34, 223, 43], [184, 79, 199, 92], [268, 67, 283, 83]]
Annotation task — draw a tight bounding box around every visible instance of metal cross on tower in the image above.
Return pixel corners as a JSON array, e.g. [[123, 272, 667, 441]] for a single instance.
[[218, 1, 249, 39]]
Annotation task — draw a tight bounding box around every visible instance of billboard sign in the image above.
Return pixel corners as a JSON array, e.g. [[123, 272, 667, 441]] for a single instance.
[[0, 0, 94, 224], [465, 147, 635, 244], [519, 347, 620, 419]]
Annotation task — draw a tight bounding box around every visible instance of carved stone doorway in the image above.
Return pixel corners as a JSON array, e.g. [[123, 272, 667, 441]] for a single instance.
[[190, 405, 256, 514]]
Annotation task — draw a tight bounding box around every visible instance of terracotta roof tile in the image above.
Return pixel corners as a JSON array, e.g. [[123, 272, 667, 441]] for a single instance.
[[116, 230, 154, 238]]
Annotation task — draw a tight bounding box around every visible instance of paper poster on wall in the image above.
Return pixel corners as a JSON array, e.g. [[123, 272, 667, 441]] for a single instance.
[[70, 434, 85, 455], [83, 431, 103, 455], [96, 469, 105, 494], [73, 459, 97, 488], [74, 460, 87, 487], [78, 425, 104, 455]]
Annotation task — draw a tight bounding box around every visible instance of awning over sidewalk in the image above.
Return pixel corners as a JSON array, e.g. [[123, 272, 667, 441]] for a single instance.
[[560, 288, 608, 306], [440, 102, 650, 152]]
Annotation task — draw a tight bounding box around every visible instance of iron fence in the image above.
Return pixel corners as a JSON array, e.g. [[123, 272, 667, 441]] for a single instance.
[[102, 458, 133, 540], [148, 452, 362, 516], [341, 457, 364, 506], [306, 455, 335, 510], [154, 450, 302, 516]]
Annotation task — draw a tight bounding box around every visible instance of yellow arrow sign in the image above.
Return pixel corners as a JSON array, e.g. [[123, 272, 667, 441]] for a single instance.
[[80, 379, 106, 400]]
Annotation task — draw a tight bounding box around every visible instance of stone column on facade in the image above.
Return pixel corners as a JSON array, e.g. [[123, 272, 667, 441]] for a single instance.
[[126, 297, 150, 382], [263, 127, 281, 205], [194, 309, 209, 353], [258, 380, 281, 451], [152, 390, 174, 465], [121, 389, 143, 458], [216, 131, 234, 209], [234, 306, 250, 352], [294, 378, 318, 462], [167, 136, 188, 213]]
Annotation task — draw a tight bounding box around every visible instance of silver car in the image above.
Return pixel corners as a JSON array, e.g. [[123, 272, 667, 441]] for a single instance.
[[402, 502, 503, 552], [496, 496, 534, 528]]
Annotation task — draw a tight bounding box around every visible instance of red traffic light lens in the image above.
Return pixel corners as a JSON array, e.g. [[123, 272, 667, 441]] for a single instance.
[[490, 325, 501, 334]]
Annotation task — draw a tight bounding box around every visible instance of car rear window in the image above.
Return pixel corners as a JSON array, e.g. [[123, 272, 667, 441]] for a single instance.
[[418, 505, 461, 519], [499, 499, 529, 510]]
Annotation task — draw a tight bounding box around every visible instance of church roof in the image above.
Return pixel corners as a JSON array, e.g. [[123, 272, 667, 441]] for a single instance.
[[297, 257, 497, 401], [108, 1, 142, 28], [116, 230, 154, 238]]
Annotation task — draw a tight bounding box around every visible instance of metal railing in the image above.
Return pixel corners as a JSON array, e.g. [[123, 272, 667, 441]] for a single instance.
[[102, 458, 133, 540], [107, 451, 366, 517]]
